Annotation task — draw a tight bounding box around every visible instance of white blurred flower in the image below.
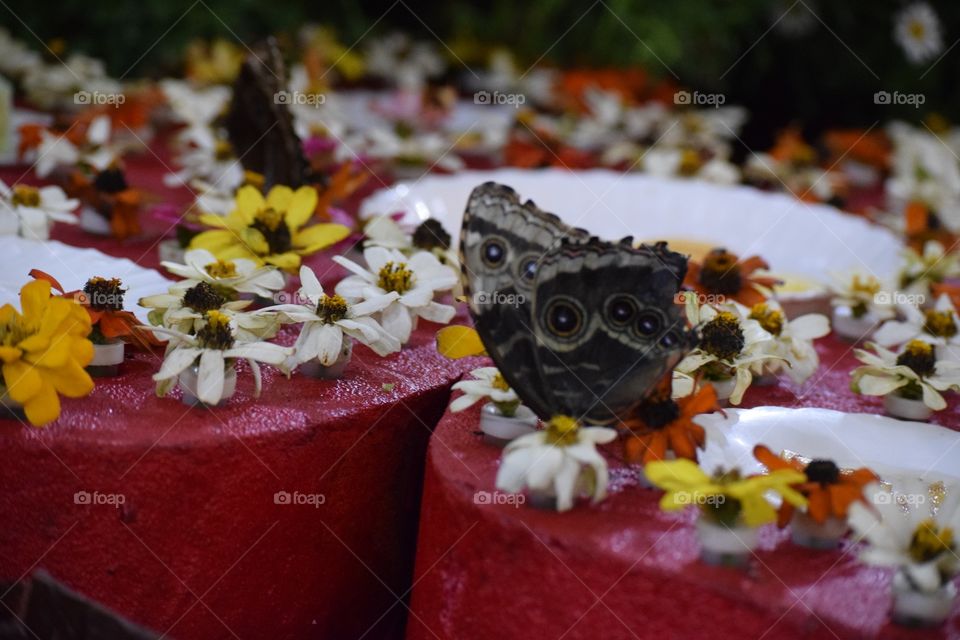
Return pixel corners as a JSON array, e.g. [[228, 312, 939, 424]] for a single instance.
[[851, 340, 960, 410], [849, 480, 960, 592], [0, 180, 77, 241], [162, 248, 286, 298], [829, 271, 896, 320], [451, 367, 519, 413], [496, 416, 617, 512], [333, 246, 457, 344], [743, 301, 830, 384], [898, 241, 960, 297], [365, 33, 445, 90], [894, 3, 943, 64], [160, 79, 231, 150], [35, 115, 117, 178], [874, 294, 960, 352]]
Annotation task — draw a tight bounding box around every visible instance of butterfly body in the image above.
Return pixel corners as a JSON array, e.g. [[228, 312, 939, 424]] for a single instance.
[[460, 182, 695, 426]]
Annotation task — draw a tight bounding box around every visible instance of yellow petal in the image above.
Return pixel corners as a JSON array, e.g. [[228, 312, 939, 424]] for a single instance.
[[263, 252, 301, 273], [3, 360, 42, 403], [644, 458, 710, 490], [436, 325, 486, 358], [44, 359, 94, 397], [265, 185, 294, 212], [23, 381, 60, 427], [20, 280, 51, 320], [285, 186, 319, 228], [294, 224, 350, 253], [190, 229, 244, 253], [0, 346, 22, 363], [236, 185, 265, 219], [71, 336, 94, 367], [198, 213, 232, 228]]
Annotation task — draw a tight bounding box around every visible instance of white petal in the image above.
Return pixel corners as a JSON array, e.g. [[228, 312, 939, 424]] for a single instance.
[[197, 350, 226, 404]]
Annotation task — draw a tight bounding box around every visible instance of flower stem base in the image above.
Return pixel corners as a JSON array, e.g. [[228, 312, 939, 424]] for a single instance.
[[884, 394, 933, 421], [87, 340, 125, 378], [480, 402, 538, 447], [831, 306, 879, 342], [179, 364, 237, 407], [696, 518, 758, 568], [892, 575, 956, 628], [299, 339, 353, 380], [708, 377, 737, 405], [790, 512, 848, 549]]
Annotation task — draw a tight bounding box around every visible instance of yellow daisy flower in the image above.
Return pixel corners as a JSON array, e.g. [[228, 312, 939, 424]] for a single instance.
[[0, 279, 94, 426], [190, 184, 350, 273]]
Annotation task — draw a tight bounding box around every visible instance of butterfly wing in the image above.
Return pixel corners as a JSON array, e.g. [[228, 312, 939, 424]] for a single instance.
[[459, 182, 588, 418], [530, 239, 696, 425]]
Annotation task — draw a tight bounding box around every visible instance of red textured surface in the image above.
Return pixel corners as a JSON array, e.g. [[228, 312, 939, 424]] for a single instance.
[[0, 323, 480, 639], [408, 335, 960, 640]]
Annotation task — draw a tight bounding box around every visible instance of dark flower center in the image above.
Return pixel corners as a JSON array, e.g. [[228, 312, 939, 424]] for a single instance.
[[83, 277, 125, 311], [251, 208, 293, 255], [317, 294, 348, 324], [699, 249, 742, 295], [805, 459, 840, 485], [196, 311, 235, 350], [700, 311, 745, 361], [94, 168, 129, 194], [924, 310, 958, 338], [183, 282, 226, 313], [412, 219, 451, 251], [896, 340, 936, 378]]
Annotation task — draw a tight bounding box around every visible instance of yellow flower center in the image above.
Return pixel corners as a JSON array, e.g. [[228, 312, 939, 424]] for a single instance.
[[492, 372, 511, 392], [750, 302, 785, 336], [924, 310, 957, 338], [851, 275, 881, 296], [11, 185, 40, 207], [214, 140, 234, 161], [701, 311, 745, 361], [205, 259, 238, 278], [545, 414, 580, 447], [377, 261, 415, 294], [679, 149, 703, 176], [196, 310, 235, 350], [896, 339, 936, 378], [909, 20, 926, 41], [317, 294, 348, 324], [909, 519, 954, 563]]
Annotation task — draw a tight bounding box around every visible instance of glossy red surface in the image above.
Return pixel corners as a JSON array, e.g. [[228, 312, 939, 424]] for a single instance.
[[408, 335, 960, 640]]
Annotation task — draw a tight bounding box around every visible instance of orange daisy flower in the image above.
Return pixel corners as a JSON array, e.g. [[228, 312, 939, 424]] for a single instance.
[[903, 200, 956, 252], [684, 248, 781, 307], [753, 445, 878, 527], [65, 167, 142, 240], [623, 381, 721, 465], [30, 270, 158, 349]]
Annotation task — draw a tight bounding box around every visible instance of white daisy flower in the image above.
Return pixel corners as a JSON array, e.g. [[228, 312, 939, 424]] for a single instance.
[[333, 246, 457, 344], [742, 301, 830, 384], [851, 340, 960, 410], [363, 215, 414, 251], [829, 271, 896, 320], [139, 281, 279, 341], [160, 79, 231, 150], [450, 367, 520, 414], [161, 248, 285, 299], [150, 310, 292, 404], [0, 180, 78, 240], [874, 294, 960, 356], [898, 241, 960, 298], [259, 265, 401, 365], [885, 123, 960, 231], [495, 416, 617, 512], [848, 480, 960, 592], [894, 3, 944, 65], [35, 115, 117, 178], [364, 33, 445, 90], [673, 298, 781, 404], [164, 137, 244, 191]]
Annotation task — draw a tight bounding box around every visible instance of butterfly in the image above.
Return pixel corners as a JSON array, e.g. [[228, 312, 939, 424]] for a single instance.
[[459, 182, 697, 426]]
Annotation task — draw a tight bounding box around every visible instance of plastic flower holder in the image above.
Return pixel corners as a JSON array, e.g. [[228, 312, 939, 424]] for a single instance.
[[884, 394, 932, 421], [79, 206, 111, 236], [157, 239, 186, 264], [708, 377, 737, 404], [790, 511, 848, 549], [696, 518, 758, 567], [88, 340, 125, 377], [831, 306, 879, 342], [178, 363, 237, 407], [300, 339, 353, 380], [891, 572, 956, 628], [479, 402, 538, 446], [527, 488, 558, 511]]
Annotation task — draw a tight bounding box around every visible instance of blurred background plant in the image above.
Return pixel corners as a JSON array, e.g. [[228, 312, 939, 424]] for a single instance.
[[2, 0, 956, 146]]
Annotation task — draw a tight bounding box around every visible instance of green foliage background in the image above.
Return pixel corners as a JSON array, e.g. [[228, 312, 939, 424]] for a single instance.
[[2, 0, 956, 144]]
